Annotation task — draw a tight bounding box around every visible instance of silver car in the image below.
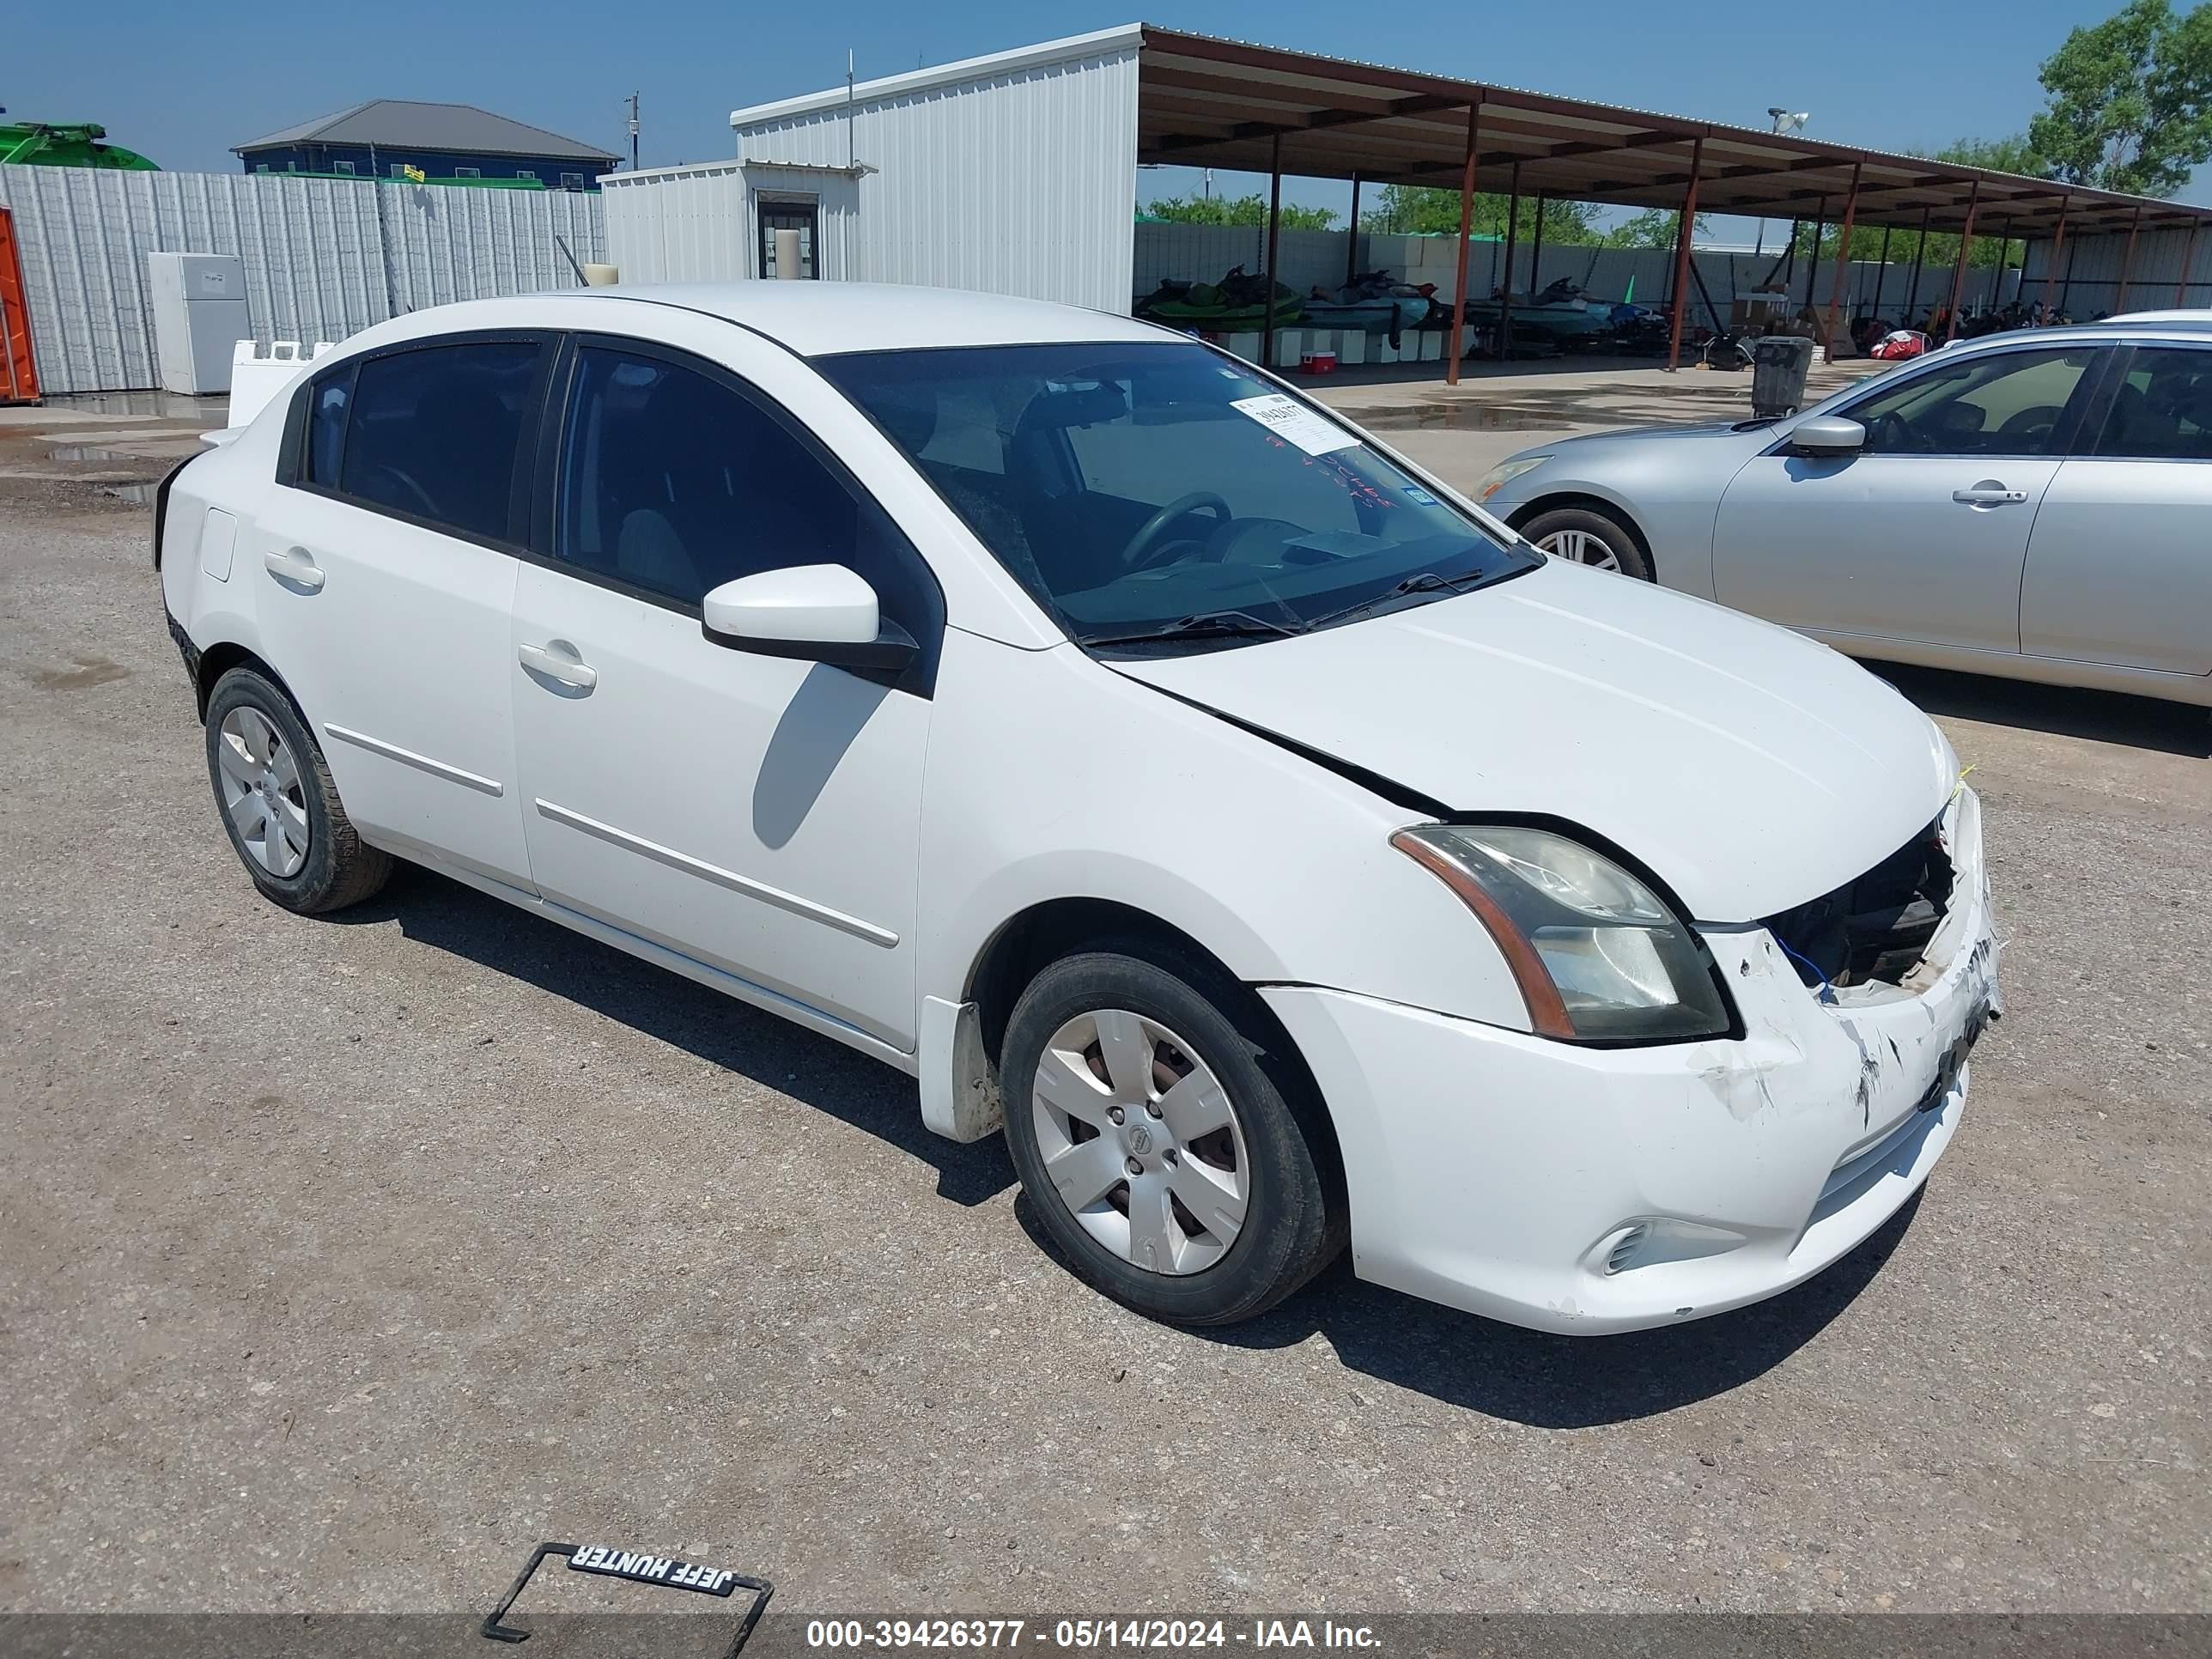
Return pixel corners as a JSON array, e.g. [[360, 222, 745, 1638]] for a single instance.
[[1479, 315, 2212, 708]]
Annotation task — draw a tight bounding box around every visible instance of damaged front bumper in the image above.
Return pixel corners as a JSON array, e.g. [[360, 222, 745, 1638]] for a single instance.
[[1263, 787, 2000, 1334]]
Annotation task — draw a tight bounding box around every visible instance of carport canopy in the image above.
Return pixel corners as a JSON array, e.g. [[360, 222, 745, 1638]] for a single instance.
[[1134, 26, 2212, 373]]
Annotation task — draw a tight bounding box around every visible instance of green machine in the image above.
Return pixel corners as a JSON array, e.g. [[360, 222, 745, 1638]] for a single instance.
[[0, 122, 158, 170]]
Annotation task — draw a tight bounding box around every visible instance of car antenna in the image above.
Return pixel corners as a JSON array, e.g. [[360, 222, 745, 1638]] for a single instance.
[[553, 233, 590, 287]]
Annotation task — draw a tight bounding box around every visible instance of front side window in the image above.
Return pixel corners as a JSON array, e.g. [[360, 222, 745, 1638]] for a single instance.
[[1843, 347, 2097, 457], [2092, 347, 2212, 460], [555, 345, 934, 635], [332, 340, 543, 542], [820, 342, 1536, 647]]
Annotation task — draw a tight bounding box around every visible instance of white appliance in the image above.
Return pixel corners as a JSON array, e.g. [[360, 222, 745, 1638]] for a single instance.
[[149, 253, 250, 396]]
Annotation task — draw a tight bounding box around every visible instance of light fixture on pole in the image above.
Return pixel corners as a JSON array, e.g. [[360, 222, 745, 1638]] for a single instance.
[[1754, 108, 1809, 257]]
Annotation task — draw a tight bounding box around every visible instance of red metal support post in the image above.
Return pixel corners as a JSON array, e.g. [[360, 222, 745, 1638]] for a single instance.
[[2115, 202, 2142, 313], [1262, 134, 1284, 369], [1499, 161, 1522, 363], [2039, 194, 2070, 320], [1943, 179, 1980, 343], [1446, 102, 1481, 386], [1666, 137, 1704, 372], [1345, 173, 1362, 288], [1905, 204, 1932, 323], [1530, 195, 1547, 295], [1822, 163, 1862, 364]]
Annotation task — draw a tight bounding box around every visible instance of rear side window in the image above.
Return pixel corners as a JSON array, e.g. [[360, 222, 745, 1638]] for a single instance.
[[2092, 348, 2212, 460], [327, 341, 544, 542], [554, 343, 937, 638], [305, 372, 352, 486]]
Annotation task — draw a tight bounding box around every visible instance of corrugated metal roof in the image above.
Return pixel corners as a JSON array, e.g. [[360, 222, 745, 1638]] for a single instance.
[[731, 22, 2211, 240], [732, 25, 1146, 129], [235, 100, 616, 161]]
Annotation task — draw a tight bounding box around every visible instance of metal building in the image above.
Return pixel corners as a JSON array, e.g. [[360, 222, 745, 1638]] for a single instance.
[[605, 27, 1139, 309], [601, 23, 2212, 379]]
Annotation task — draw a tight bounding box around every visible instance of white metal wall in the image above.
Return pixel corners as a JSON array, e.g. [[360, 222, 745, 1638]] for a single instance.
[[2021, 227, 2209, 312], [601, 161, 861, 283], [0, 164, 604, 393], [732, 39, 1140, 312]]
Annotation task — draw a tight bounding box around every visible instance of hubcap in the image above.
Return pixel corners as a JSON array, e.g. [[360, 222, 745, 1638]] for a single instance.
[[216, 706, 309, 879], [1537, 528, 1624, 572], [1030, 1009, 1249, 1276]]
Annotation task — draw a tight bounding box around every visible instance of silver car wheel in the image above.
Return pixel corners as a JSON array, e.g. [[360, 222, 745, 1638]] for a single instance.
[[1030, 1008, 1250, 1276], [216, 706, 310, 879], [1537, 528, 1623, 572]]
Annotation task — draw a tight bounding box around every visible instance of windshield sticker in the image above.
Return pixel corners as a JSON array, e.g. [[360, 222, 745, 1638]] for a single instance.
[[1402, 485, 1439, 506], [1231, 393, 1361, 457]]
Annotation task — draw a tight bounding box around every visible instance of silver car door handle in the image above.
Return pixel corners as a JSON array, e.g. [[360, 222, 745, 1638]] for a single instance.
[[517, 641, 599, 691], [1954, 485, 2028, 507], [263, 545, 325, 590]]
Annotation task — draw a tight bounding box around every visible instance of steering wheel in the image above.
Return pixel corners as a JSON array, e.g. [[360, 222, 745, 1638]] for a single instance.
[[1997, 404, 2062, 446], [367, 464, 440, 520], [1868, 410, 1922, 454], [1119, 492, 1231, 574]]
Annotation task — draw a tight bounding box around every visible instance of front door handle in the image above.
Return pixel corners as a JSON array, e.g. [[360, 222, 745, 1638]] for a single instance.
[[518, 640, 599, 692], [264, 545, 325, 591], [1953, 483, 2029, 507]]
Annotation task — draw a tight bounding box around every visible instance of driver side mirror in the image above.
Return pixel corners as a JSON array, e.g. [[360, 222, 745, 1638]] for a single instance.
[[1786, 415, 1866, 457], [702, 565, 917, 672]]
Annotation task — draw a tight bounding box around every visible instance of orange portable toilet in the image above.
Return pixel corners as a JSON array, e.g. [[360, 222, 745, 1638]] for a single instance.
[[0, 207, 42, 404]]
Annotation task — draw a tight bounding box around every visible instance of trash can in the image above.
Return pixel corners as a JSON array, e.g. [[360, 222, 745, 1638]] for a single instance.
[[1750, 334, 1816, 418]]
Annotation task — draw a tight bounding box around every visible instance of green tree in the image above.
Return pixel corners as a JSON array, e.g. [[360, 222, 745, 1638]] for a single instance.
[[1603, 208, 1708, 248], [1358, 184, 1606, 242], [2028, 0, 2212, 194], [1143, 193, 1338, 231], [1932, 132, 2050, 177], [1785, 137, 2045, 278]]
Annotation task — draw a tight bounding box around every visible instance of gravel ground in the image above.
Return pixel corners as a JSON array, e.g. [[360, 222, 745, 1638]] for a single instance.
[[2, 495, 2207, 1617]]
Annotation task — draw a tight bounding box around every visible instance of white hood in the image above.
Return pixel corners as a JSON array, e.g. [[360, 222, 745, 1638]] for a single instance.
[[1113, 559, 1955, 922]]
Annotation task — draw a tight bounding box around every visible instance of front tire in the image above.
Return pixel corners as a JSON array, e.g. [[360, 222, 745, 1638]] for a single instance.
[[204, 666, 391, 915], [1520, 504, 1653, 580], [1000, 946, 1341, 1326]]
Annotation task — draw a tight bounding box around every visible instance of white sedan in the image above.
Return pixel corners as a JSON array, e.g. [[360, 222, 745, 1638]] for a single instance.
[[156, 283, 1999, 1332]]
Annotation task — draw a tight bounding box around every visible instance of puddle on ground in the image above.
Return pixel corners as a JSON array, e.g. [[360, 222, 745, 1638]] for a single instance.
[[1356, 404, 1588, 432], [49, 445, 138, 463], [44, 389, 224, 423], [101, 483, 159, 504]]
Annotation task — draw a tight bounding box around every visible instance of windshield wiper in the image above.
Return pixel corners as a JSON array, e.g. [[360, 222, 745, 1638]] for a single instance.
[[1080, 609, 1306, 649], [1306, 567, 1492, 631]]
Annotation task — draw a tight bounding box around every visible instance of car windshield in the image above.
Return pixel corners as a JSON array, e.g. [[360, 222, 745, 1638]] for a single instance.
[[820, 342, 1539, 649]]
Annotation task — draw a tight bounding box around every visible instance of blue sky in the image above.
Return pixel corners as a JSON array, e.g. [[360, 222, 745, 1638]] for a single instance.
[[11, 0, 2203, 229]]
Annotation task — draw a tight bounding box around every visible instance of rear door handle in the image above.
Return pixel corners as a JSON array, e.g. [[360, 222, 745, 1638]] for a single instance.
[[264, 545, 325, 591], [518, 640, 599, 692], [1954, 484, 2028, 507]]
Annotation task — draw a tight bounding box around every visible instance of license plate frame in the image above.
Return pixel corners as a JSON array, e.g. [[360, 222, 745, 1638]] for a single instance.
[[480, 1540, 773, 1656]]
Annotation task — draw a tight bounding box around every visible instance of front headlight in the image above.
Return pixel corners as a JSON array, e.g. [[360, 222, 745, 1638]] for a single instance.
[[1474, 454, 1550, 501], [1393, 823, 1734, 1043]]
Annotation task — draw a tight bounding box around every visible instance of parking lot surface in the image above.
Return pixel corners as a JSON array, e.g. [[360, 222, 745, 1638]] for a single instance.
[[3, 393, 2208, 1614]]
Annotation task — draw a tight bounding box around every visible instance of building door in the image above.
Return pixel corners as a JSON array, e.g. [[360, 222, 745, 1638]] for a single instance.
[[757, 197, 820, 278]]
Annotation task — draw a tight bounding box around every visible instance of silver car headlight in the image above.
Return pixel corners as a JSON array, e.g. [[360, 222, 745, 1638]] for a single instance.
[[1393, 823, 1735, 1043], [1474, 455, 1550, 501]]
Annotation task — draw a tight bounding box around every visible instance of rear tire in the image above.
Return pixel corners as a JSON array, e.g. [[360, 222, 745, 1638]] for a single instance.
[[1520, 505, 1653, 581], [204, 667, 391, 915], [1000, 945, 1342, 1326]]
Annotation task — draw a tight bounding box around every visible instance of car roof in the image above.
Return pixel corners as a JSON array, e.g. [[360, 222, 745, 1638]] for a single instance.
[[574, 282, 1174, 358]]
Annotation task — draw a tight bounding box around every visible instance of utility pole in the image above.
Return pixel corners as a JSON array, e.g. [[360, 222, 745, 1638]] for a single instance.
[[623, 92, 640, 171]]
